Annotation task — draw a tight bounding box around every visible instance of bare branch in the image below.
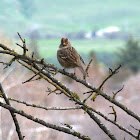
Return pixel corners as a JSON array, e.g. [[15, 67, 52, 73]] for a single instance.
[[0, 43, 14, 51], [3, 96, 138, 139], [83, 107, 117, 140], [130, 125, 140, 139], [0, 101, 90, 140], [112, 85, 124, 99], [85, 59, 93, 77], [0, 83, 24, 140], [83, 90, 93, 94], [108, 106, 117, 122], [0, 34, 140, 140], [0, 47, 139, 123], [17, 32, 28, 55], [0, 46, 138, 121], [83, 93, 93, 103], [8, 98, 82, 111], [0, 57, 16, 69], [99, 65, 121, 90], [85, 105, 138, 139], [1, 96, 138, 139], [16, 43, 28, 51], [22, 66, 45, 84], [90, 92, 100, 101]]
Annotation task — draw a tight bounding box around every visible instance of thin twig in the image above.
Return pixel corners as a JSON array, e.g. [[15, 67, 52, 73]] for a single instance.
[[7, 98, 82, 111], [83, 93, 93, 103], [22, 66, 45, 84], [108, 106, 117, 122], [130, 125, 140, 139], [99, 65, 121, 90], [83, 90, 93, 94], [16, 43, 28, 51], [113, 85, 124, 99], [17, 32, 28, 55], [85, 59, 93, 76], [0, 57, 16, 69]]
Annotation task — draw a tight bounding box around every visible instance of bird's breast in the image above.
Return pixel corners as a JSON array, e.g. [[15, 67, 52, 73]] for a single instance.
[[57, 46, 69, 51]]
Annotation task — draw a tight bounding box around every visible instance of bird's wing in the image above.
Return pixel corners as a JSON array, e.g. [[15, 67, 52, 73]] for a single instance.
[[58, 47, 79, 66]]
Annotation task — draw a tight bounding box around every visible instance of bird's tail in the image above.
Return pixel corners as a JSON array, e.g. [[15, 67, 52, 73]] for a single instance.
[[78, 66, 87, 79]]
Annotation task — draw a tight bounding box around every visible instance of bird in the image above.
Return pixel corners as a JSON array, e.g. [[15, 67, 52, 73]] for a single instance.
[[57, 38, 87, 78]]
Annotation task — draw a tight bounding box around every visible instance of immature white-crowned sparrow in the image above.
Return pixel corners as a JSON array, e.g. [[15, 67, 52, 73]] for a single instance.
[[57, 38, 87, 77]]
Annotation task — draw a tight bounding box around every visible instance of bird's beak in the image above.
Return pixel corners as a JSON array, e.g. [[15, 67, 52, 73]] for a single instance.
[[63, 43, 67, 46]]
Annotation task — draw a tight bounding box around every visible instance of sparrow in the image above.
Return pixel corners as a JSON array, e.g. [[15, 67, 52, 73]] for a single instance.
[[57, 38, 87, 78]]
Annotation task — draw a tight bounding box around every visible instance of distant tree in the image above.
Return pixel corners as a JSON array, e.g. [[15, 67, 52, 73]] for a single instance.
[[116, 36, 140, 73]]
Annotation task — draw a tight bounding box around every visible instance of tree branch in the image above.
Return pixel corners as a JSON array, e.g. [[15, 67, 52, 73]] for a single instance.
[[0, 101, 90, 140], [2, 96, 137, 139], [112, 85, 124, 99], [8, 98, 82, 111], [0, 34, 140, 140], [0, 83, 24, 140], [84, 107, 117, 140], [98, 65, 121, 90], [108, 106, 117, 122]]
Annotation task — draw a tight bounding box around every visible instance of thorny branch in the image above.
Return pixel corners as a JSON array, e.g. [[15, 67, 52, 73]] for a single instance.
[[0, 33, 140, 140]]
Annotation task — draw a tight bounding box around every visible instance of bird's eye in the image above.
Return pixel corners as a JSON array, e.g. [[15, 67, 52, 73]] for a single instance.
[[61, 38, 65, 44], [65, 38, 69, 43]]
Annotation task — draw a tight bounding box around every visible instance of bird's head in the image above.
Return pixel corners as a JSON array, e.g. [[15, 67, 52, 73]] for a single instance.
[[60, 38, 70, 47]]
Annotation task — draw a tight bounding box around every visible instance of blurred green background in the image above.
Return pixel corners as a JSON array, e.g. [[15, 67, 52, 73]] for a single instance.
[[1, 0, 140, 34], [0, 0, 140, 68]]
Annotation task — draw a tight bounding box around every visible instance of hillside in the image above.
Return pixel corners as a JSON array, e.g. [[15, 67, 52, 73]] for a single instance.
[[0, 0, 140, 36]]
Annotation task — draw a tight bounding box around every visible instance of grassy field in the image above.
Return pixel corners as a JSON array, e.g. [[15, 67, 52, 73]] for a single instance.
[[38, 38, 124, 57]]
